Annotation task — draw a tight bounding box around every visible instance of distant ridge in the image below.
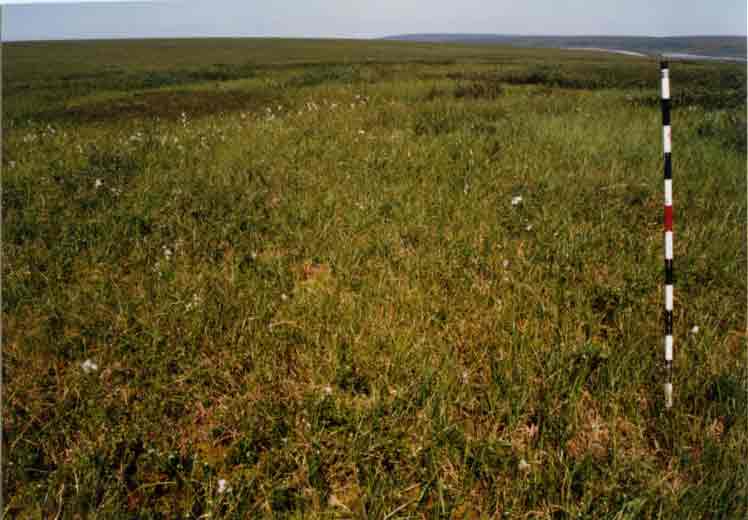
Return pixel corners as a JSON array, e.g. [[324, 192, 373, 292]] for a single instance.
[[380, 34, 747, 60]]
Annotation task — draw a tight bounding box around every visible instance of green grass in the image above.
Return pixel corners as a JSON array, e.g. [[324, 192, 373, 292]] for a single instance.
[[3, 38, 747, 518]]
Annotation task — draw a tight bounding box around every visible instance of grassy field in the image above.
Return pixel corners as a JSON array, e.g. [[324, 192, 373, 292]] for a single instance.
[[3, 38, 747, 518]]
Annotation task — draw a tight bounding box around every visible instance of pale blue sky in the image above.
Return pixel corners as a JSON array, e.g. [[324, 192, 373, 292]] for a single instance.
[[3, 0, 746, 41]]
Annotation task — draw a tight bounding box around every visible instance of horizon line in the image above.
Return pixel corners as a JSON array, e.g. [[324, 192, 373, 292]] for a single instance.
[[4, 33, 747, 43]]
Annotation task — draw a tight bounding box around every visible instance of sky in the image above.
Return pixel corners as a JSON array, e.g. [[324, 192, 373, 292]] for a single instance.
[[2, 0, 746, 41]]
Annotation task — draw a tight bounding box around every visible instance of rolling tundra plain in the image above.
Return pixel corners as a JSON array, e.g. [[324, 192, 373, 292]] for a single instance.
[[3, 38, 747, 517]]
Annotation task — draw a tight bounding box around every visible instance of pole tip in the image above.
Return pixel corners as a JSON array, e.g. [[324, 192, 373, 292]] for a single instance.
[[660, 60, 669, 70]]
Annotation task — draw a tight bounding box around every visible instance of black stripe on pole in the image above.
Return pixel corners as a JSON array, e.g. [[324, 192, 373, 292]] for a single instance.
[[665, 260, 674, 284], [664, 154, 672, 179], [665, 311, 673, 335], [662, 99, 671, 125]]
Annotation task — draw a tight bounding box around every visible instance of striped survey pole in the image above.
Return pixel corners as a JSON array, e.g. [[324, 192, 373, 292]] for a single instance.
[[661, 60, 674, 409]]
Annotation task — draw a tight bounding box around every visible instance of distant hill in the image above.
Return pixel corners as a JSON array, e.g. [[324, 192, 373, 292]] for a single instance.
[[380, 34, 747, 60]]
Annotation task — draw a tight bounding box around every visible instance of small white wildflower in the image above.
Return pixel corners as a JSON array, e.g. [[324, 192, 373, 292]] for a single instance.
[[81, 359, 99, 373], [162, 246, 173, 260], [502, 259, 510, 269], [186, 294, 202, 311], [691, 325, 699, 335], [460, 370, 469, 384], [94, 179, 104, 189], [281, 293, 288, 301], [519, 459, 531, 472], [358, 129, 365, 135], [323, 385, 333, 396], [526, 224, 533, 231], [251, 252, 258, 260], [217, 479, 229, 494], [511, 195, 523, 206]]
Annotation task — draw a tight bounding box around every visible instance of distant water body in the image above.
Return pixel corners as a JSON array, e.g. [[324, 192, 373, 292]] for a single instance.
[[565, 47, 746, 63], [661, 52, 746, 63], [565, 47, 647, 58]]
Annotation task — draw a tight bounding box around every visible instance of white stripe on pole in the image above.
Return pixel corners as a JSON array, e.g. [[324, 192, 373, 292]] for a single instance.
[[664, 180, 673, 206], [663, 126, 672, 153], [661, 73, 670, 99], [665, 232, 674, 260], [665, 383, 673, 406], [665, 285, 674, 311], [665, 335, 673, 361]]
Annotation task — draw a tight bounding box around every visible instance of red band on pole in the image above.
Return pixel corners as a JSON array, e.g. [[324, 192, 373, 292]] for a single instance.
[[664, 206, 673, 231]]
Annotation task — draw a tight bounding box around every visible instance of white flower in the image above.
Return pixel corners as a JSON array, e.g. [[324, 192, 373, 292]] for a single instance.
[[162, 246, 173, 260], [186, 294, 202, 311], [323, 385, 333, 396], [526, 225, 533, 231], [281, 293, 288, 301], [518, 459, 531, 472], [94, 179, 104, 189], [511, 196, 523, 206], [502, 259, 510, 268], [691, 325, 699, 335], [358, 129, 365, 135], [81, 359, 99, 373], [217, 479, 229, 494]]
